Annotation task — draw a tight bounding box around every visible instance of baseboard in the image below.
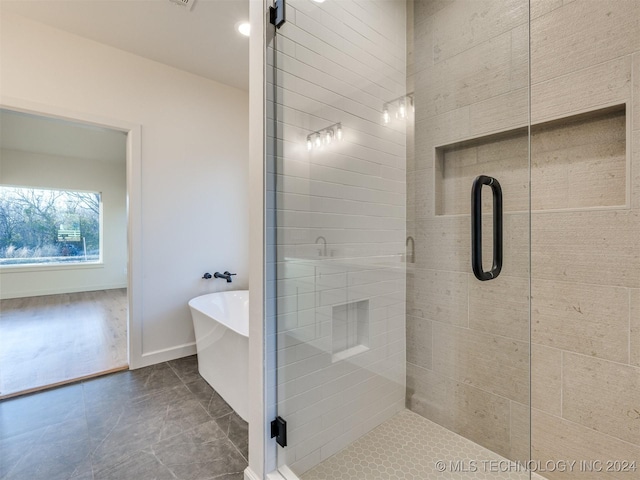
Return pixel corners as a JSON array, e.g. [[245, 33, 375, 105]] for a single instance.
[[134, 342, 197, 369], [244, 465, 301, 480], [0, 283, 128, 300], [244, 467, 262, 480], [266, 466, 300, 480]]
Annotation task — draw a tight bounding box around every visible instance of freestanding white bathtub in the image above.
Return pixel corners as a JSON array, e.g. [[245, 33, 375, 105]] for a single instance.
[[188, 290, 249, 421]]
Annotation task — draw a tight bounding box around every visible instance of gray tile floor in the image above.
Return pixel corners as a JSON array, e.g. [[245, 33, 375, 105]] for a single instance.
[[0, 355, 248, 480]]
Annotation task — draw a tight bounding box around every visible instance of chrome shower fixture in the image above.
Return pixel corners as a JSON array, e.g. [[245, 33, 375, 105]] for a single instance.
[[306, 123, 343, 151], [383, 93, 414, 124]]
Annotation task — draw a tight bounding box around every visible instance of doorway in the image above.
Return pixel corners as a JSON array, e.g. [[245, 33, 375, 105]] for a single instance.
[[0, 108, 131, 398]]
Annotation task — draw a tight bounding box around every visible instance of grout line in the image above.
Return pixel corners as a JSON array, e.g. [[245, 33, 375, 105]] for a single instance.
[[287, 12, 406, 89], [89, 410, 122, 459], [156, 404, 172, 444], [2, 450, 30, 479], [79, 379, 97, 473], [429, 316, 530, 344], [467, 273, 471, 328], [430, 315, 434, 370], [560, 351, 563, 419], [531, 53, 635, 88], [164, 360, 187, 387], [152, 451, 179, 480], [508, 399, 512, 450], [408, 361, 527, 406], [272, 47, 404, 127], [531, 406, 640, 450], [214, 411, 249, 463], [556, 347, 640, 370]]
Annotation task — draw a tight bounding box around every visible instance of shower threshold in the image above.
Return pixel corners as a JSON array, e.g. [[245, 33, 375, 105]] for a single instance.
[[301, 410, 546, 480]]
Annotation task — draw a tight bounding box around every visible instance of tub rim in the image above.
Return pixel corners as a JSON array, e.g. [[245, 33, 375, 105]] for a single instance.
[[188, 290, 249, 338]]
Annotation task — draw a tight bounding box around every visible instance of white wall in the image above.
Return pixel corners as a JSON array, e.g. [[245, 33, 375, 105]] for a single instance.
[[246, 0, 267, 478], [0, 12, 250, 367], [0, 148, 127, 298]]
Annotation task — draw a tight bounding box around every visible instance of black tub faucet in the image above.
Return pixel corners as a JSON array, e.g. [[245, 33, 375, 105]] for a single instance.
[[214, 271, 237, 283]]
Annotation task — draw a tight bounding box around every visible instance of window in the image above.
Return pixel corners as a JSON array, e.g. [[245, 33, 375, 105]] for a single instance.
[[0, 186, 101, 266]]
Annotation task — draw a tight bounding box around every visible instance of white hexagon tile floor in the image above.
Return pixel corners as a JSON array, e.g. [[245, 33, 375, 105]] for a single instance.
[[301, 410, 547, 480]]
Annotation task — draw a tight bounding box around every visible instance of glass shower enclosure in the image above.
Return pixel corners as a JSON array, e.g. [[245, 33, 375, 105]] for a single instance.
[[266, 0, 639, 478]]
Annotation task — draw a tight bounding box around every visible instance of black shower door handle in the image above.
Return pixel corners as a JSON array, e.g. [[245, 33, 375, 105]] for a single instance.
[[471, 175, 503, 281]]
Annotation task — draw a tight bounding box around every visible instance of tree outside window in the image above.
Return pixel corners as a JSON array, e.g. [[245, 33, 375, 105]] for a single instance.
[[0, 186, 101, 266]]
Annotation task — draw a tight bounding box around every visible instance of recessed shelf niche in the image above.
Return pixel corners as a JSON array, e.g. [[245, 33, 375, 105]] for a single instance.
[[331, 299, 370, 362], [435, 104, 627, 216]]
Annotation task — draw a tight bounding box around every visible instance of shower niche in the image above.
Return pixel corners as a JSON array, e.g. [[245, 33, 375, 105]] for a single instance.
[[331, 299, 370, 362], [435, 104, 628, 216]]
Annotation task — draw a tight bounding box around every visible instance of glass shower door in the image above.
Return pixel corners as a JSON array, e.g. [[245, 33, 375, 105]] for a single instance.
[[267, 0, 409, 474], [267, 0, 531, 478], [405, 0, 531, 474]]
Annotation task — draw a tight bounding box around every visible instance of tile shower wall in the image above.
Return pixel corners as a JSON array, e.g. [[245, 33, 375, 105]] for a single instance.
[[529, 1, 640, 478], [407, 0, 531, 464], [408, 1, 640, 478], [268, 0, 407, 475]]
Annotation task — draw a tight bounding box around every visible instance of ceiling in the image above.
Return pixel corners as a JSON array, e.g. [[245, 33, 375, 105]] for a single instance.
[[0, 109, 127, 163], [0, 0, 250, 91]]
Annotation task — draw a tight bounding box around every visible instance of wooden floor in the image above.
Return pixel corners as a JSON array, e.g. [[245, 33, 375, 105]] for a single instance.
[[0, 289, 128, 398]]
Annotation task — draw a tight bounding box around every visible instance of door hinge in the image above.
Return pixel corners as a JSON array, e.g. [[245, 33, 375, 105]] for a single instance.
[[271, 416, 287, 447], [269, 0, 286, 29]]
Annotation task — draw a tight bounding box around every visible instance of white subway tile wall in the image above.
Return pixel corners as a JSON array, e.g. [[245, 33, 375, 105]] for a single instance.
[[267, 0, 407, 475]]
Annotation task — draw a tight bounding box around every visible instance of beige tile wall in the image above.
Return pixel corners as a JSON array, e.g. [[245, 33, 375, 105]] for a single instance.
[[437, 108, 626, 216], [529, 2, 640, 476], [406, 363, 513, 458], [632, 289, 640, 367], [437, 132, 529, 215], [468, 274, 529, 341], [530, 344, 562, 417], [532, 409, 640, 480], [562, 353, 640, 446], [531, 280, 630, 363], [634, 130, 640, 209], [531, 109, 626, 210], [408, 0, 640, 475]]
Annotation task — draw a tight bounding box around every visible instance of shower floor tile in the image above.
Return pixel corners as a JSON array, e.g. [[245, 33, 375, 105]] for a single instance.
[[301, 409, 546, 480]]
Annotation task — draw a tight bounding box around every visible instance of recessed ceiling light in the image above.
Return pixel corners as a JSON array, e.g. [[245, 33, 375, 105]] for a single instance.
[[237, 22, 250, 37], [312, 0, 326, 3]]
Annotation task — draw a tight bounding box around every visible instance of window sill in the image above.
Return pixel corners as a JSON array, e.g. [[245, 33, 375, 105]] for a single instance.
[[0, 262, 104, 274]]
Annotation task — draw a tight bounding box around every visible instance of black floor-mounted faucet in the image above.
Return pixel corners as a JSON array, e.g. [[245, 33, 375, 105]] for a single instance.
[[214, 271, 236, 283]]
